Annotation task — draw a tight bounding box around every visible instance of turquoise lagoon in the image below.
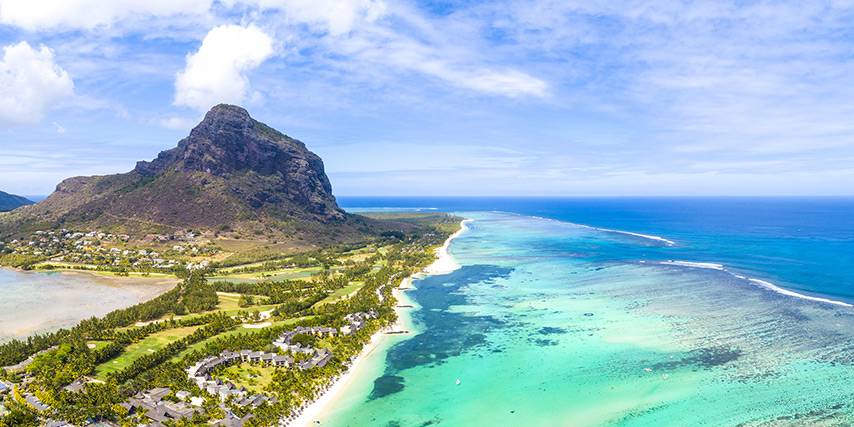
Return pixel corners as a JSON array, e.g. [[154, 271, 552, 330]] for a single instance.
[[323, 211, 854, 426]]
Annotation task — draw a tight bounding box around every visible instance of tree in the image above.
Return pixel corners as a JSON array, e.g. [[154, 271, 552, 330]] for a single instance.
[[238, 294, 255, 308]]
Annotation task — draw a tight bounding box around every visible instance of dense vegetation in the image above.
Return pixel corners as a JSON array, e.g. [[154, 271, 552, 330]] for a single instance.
[[0, 213, 460, 426]]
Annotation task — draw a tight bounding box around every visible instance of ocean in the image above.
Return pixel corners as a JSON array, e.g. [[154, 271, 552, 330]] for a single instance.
[[321, 197, 854, 426]]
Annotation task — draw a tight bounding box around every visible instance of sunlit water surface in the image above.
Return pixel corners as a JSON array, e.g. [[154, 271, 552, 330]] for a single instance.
[[323, 211, 854, 426]]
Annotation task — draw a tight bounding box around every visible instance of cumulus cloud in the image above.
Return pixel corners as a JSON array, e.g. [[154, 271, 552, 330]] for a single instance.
[[0, 0, 212, 30], [0, 41, 74, 124], [174, 24, 274, 111], [1, 0, 547, 100]]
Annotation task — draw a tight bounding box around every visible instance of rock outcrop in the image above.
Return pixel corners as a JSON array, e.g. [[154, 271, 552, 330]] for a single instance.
[[0, 105, 388, 244]]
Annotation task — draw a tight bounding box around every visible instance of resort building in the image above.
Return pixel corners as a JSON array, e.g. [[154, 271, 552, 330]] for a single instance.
[[24, 393, 51, 412], [340, 310, 379, 335], [63, 379, 86, 393], [187, 350, 285, 405], [272, 329, 336, 369], [120, 387, 201, 425]]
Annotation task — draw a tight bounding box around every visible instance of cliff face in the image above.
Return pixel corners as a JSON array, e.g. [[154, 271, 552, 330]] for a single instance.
[[134, 105, 343, 221], [0, 105, 381, 244]]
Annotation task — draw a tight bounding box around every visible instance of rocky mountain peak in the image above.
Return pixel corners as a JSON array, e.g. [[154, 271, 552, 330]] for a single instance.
[[117, 104, 344, 222], [0, 105, 401, 243]]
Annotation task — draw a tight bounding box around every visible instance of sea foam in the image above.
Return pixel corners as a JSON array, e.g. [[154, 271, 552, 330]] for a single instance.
[[519, 213, 677, 246], [576, 224, 676, 246], [656, 260, 853, 308]]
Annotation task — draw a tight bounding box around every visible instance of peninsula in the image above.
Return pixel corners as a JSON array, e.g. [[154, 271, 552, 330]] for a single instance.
[[0, 106, 462, 427]]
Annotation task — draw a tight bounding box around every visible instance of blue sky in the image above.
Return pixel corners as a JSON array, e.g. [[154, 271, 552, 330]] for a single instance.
[[1, 0, 854, 196]]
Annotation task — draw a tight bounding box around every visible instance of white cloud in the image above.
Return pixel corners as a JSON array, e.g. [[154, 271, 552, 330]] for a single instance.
[[173, 24, 274, 111], [227, 0, 386, 35], [0, 0, 212, 30], [1, 0, 547, 100], [0, 41, 74, 124], [225, 0, 548, 98], [461, 69, 547, 98], [416, 61, 548, 98], [158, 116, 198, 130], [52, 121, 66, 134], [0, 0, 381, 34]]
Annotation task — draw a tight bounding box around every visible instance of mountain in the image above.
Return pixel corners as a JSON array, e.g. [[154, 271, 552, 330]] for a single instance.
[[0, 191, 33, 212], [0, 105, 395, 245]]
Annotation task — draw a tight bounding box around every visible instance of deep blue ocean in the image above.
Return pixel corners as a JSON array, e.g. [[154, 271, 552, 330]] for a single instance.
[[340, 197, 854, 305]]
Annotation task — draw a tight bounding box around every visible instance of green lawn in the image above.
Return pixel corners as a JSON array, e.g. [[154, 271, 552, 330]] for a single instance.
[[137, 303, 279, 326], [95, 325, 201, 378], [215, 362, 277, 394], [316, 281, 365, 305], [33, 262, 175, 278], [210, 266, 322, 283], [341, 245, 382, 263], [110, 294, 278, 329], [215, 260, 282, 274], [216, 292, 270, 311], [217, 304, 279, 318], [172, 317, 311, 362]]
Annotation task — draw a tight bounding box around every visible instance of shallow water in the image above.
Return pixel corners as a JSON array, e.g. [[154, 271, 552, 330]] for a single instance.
[[323, 212, 854, 426], [0, 269, 173, 342]]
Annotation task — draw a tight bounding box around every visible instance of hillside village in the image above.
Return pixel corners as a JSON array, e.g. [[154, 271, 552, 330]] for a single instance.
[[0, 229, 217, 274]]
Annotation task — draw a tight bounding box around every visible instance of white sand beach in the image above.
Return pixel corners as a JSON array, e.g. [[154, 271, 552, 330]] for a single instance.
[[287, 219, 470, 427]]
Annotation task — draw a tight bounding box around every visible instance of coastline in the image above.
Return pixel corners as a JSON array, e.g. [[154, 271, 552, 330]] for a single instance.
[[287, 219, 471, 427], [0, 267, 177, 342], [1, 265, 178, 287]]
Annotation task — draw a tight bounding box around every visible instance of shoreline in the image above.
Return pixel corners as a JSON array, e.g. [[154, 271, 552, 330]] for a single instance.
[[287, 219, 471, 427], [0, 265, 178, 288], [0, 268, 177, 342]]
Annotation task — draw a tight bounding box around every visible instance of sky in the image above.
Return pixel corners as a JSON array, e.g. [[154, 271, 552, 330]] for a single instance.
[[1, 0, 854, 197]]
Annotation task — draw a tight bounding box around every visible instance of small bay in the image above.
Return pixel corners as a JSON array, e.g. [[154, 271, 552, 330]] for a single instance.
[[0, 269, 174, 343]]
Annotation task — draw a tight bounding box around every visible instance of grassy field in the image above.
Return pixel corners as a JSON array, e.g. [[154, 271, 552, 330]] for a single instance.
[[340, 245, 379, 261], [172, 317, 311, 361], [214, 239, 310, 266], [215, 292, 270, 311], [143, 303, 280, 325], [32, 262, 175, 278], [210, 266, 322, 282], [216, 362, 277, 394], [110, 294, 279, 329], [316, 281, 365, 306], [172, 328, 249, 361], [95, 325, 201, 378], [217, 304, 279, 318]]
